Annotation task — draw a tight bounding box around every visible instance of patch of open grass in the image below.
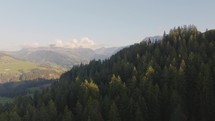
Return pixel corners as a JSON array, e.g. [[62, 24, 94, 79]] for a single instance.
[[0, 55, 63, 83], [0, 56, 43, 74]]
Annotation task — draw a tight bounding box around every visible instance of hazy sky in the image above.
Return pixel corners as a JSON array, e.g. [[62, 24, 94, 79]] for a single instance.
[[0, 0, 214, 51]]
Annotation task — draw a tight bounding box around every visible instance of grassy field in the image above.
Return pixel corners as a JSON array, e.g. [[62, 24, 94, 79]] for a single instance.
[[0, 56, 44, 74], [0, 55, 64, 82]]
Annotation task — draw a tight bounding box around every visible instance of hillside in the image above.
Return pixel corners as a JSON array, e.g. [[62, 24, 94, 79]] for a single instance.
[[0, 54, 63, 83], [0, 25, 215, 121]]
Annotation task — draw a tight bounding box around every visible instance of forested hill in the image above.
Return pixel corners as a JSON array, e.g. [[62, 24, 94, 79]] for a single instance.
[[0, 25, 215, 121]]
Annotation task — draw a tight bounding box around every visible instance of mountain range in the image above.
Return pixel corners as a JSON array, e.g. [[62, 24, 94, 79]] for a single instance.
[[0, 36, 162, 83], [0, 46, 122, 82], [3, 46, 122, 68]]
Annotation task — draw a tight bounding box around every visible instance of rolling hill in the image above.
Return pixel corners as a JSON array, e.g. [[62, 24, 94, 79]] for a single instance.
[[0, 46, 121, 83], [0, 53, 63, 83], [5, 47, 121, 68]]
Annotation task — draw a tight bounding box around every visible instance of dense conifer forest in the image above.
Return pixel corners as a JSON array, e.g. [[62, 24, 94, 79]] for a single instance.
[[0, 25, 215, 121]]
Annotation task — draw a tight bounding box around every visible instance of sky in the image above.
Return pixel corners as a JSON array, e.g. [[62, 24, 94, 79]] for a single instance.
[[0, 0, 214, 51]]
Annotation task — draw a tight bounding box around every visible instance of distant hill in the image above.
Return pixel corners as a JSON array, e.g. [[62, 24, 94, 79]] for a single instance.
[[0, 46, 121, 82], [5, 47, 122, 68], [0, 53, 63, 83]]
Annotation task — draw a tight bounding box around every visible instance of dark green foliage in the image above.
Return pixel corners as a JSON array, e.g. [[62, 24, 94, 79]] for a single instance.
[[0, 25, 215, 121], [109, 102, 121, 121], [0, 79, 55, 98], [62, 106, 74, 121]]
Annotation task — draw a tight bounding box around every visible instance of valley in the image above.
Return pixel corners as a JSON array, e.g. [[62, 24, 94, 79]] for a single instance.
[[0, 79, 55, 104]]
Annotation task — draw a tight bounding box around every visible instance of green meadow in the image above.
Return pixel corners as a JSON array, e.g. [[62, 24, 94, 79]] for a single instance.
[[0, 56, 44, 74]]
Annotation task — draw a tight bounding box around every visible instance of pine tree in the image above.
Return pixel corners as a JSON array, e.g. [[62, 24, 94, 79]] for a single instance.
[[135, 106, 144, 121], [62, 106, 73, 121], [109, 102, 121, 121]]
